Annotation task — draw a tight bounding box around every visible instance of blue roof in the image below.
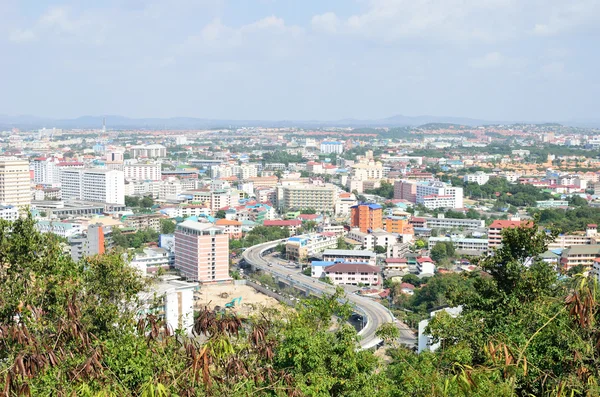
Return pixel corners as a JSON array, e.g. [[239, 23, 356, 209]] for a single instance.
[[351, 203, 382, 210], [311, 261, 336, 267]]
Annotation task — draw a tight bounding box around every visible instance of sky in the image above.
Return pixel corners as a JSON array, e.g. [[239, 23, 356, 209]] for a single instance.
[[1, 0, 599, 122]]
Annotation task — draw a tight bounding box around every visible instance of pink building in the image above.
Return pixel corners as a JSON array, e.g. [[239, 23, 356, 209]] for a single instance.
[[324, 263, 380, 287], [174, 221, 230, 283], [393, 180, 417, 202]]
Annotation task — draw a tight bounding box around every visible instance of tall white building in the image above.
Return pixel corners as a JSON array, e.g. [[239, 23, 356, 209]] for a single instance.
[[124, 163, 161, 181], [60, 168, 125, 205], [416, 181, 463, 209], [0, 158, 31, 207], [463, 171, 490, 185], [129, 144, 167, 158], [31, 157, 84, 185], [232, 164, 258, 180], [320, 141, 344, 154]]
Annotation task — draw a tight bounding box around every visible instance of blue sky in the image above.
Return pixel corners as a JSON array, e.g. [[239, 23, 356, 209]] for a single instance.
[[1, 0, 599, 122]]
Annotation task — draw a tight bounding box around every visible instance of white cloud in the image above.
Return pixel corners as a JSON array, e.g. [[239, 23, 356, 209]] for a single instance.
[[9, 29, 36, 43], [531, 0, 600, 36], [469, 52, 504, 68], [311, 12, 340, 33], [181, 15, 303, 59]]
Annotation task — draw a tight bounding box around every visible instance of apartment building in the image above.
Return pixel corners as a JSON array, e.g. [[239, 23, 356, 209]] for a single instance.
[[276, 185, 336, 213], [393, 180, 417, 202], [488, 220, 531, 249], [322, 249, 377, 266], [249, 176, 279, 188], [463, 171, 490, 185], [335, 193, 358, 216], [350, 203, 383, 233], [416, 181, 463, 209], [285, 233, 338, 261], [130, 247, 173, 275], [346, 228, 397, 250], [428, 236, 489, 253], [130, 144, 167, 158], [215, 219, 243, 239], [560, 245, 600, 271], [324, 263, 380, 286], [0, 205, 19, 221], [124, 163, 161, 181], [60, 168, 125, 205], [36, 220, 83, 238], [320, 141, 344, 154], [122, 213, 163, 232], [174, 221, 230, 283], [351, 160, 384, 180], [139, 276, 195, 334], [69, 224, 112, 263], [232, 164, 258, 180], [0, 158, 31, 207], [423, 216, 485, 230]]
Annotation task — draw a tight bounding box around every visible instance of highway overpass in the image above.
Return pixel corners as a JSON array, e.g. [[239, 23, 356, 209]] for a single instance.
[[242, 240, 415, 349]]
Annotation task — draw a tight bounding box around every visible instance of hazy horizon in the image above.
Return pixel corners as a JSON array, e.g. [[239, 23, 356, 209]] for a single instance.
[[2, 1, 599, 122]]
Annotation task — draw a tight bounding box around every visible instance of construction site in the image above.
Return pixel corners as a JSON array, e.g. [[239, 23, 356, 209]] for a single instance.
[[194, 282, 283, 316]]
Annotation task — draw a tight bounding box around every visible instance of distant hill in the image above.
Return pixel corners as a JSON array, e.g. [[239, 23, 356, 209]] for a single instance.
[[0, 113, 596, 130]]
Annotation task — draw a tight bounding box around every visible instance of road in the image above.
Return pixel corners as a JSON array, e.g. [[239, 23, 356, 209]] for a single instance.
[[242, 240, 416, 349]]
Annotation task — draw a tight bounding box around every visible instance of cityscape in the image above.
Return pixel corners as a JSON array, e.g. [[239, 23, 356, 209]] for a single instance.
[[2, 1, 600, 396]]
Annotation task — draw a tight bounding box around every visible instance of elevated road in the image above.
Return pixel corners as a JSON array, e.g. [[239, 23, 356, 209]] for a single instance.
[[242, 240, 415, 349]]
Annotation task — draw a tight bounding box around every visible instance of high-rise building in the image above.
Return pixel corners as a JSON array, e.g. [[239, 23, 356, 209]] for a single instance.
[[276, 185, 336, 213], [129, 144, 167, 158], [31, 157, 84, 185], [0, 158, 31, 207], [124, 163, 161, 181], [60, 168, 125, 205], [69, 224, 112, 262], [415, 181, 463, 209], [350, 203, 383, 233], [174, 221, 230, 283], [393, 180, 417, 202], [320, 141, 344, 154]]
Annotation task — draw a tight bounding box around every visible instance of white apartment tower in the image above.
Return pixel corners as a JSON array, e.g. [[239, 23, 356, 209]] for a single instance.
[[0, 158, 31, 207], [124, 163, 161, 181], [61, 168, 125, 205]]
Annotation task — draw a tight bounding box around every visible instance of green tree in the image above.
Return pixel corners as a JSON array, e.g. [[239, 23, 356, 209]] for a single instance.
[[215, 209, 227, 219], [140, 196, 154, 208], [430, 242, 448, 262], [160, 218, 176, 234], [375, 245, 387, 254], [376, 322, 401, 344], [125, 195, 140, 207]]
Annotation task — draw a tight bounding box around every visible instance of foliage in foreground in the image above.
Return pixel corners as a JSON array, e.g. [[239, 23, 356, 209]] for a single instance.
[[2, 215, 600, 396]]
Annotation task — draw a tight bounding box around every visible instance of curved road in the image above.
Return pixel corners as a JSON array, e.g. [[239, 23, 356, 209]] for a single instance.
[[242, 240, 415, 349]]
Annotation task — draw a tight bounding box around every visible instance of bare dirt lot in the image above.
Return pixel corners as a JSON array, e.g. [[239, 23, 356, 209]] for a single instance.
[[194, 283, 282, 316]]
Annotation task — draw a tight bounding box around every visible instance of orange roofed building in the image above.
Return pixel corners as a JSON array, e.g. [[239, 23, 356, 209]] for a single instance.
[[488, 220, 533, 249], [215, 219, 243, 239]]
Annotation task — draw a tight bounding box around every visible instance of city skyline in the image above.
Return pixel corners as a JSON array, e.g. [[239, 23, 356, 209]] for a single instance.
[[1, 0, 599, 122]]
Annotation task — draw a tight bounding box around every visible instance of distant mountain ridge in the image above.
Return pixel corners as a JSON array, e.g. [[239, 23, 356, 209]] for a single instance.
[[0, 113, 597, 130]]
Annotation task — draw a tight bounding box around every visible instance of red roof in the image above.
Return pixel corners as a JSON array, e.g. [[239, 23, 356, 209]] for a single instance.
[[489, 220, 532, 229], [417, 257, 434, 263], [324, 263, 380, 274], [385, 258, 408, 263], [298, 214, 319, 220], [399, 282, 415, 290], [263, 220, 302, 227]]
